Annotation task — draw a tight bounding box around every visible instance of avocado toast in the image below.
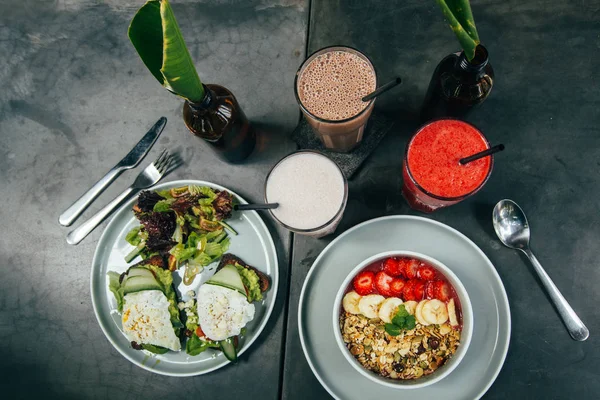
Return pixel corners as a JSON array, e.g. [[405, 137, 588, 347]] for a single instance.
[[180, 254, 270, 362], [108, 256, 184, 354]]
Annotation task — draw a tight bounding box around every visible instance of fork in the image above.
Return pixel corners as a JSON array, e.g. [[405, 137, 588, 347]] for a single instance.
[[66, 150, 177, 245]]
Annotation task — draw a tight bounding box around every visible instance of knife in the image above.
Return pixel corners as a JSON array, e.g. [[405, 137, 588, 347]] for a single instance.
[[58, 117, 167, 226]]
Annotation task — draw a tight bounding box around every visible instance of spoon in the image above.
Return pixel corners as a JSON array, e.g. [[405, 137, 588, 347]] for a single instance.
[[492, 199, 589, 341]]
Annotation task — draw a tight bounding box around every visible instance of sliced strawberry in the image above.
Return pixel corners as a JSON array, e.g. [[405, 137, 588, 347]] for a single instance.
[[433, 280, 451, 301], [412, 280, 426, 300], [389, 278, 406, 297], [425, 281, 436, 299], [402, 279, 416, 301], [401, 258, 420, 279], [383, 258, 403, 277], [353, 271, 375, 295], [417, 265, 436, 281], [374, 271, 394, 297]]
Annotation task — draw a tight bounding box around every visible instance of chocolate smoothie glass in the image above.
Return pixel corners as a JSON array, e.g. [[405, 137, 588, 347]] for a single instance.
[[295, 46, 378, 152]]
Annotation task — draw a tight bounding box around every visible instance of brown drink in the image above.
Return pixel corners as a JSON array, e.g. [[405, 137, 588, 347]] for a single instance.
[[295, 46, 377, 152]]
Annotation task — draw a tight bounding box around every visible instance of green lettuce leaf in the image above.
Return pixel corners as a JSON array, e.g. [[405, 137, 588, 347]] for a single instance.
[[153, 199, 174, 212], [186, 231, 201, 248], [192, 252, 213, 266], [204, 241, 224, 257], [169, 243, 196, 263], [156, 189, 173, 199], [189, 185, 217, 199], [141, 343, 170, 354], [107, 271, 125, 312], [125, 226, 142, 246], [205, 228, 224, 240], [200, 206, 214, 219], [219, 237, 230, 253], [198, 198, 214, 206], [186, 334, 219, 356]]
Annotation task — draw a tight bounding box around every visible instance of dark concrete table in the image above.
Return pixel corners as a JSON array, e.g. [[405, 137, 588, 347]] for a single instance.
[[0, 0, 306, 398], [282, 1, 600, 399], [2, 0, 600, 399]]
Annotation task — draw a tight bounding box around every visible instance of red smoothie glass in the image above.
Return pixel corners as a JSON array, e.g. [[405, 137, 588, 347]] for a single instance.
[[402, 119, 493, 212]]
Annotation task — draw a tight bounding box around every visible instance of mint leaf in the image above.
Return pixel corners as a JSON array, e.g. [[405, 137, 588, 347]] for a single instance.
[[392, 314, 406, 327], [395, 304, 409, 318], [405, 315, 416, 330], [387, 304, 417, 334], [385, 323, 401, 336]]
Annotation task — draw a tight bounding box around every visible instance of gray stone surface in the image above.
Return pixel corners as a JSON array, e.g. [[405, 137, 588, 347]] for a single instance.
[[0, 0, 306, 398], [3, 0, 600, 398], [283, 0, 600, 399]]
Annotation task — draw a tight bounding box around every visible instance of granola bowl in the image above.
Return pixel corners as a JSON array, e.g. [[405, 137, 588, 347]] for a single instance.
[[333, 250, 473, 389]]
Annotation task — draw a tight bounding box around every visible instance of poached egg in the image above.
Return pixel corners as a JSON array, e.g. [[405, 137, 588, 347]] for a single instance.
[[197, 284, 255, 341], [122, 290, 181, 351]]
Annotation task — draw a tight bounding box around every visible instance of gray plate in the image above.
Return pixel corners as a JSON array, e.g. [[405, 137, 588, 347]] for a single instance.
[[299, 215, 510, 399], [91, 180, 278, 376]]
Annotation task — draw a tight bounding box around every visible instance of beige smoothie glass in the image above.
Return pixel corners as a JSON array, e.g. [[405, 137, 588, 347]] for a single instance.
[[264, 150, 348, 238], [294, 46, 378, 152]]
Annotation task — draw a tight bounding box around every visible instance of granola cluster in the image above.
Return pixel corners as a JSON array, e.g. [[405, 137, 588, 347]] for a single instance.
[[340, 312, 460, 380]]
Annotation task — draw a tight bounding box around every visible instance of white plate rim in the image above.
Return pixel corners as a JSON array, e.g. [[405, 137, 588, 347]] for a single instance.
[[90, 179, 279, 377], [298, 215, 511, 399]]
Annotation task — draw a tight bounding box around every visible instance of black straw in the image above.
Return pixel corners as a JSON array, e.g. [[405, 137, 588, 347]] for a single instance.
[[362, 77, 402, 102], [234, 203, 279, 211], [459, 144, 505, 165]]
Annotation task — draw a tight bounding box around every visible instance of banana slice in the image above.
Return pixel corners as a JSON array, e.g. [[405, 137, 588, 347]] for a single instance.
[[358, 294, 385, 319], [378, 297, 403, 323], [447, 298, 459, 326], [342, 291, 362, 314], [421, 299, 449, 325], [403, 300, 418, 316], [415, 300, 430, 326]]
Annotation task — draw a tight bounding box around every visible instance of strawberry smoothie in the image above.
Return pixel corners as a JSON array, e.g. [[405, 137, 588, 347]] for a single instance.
[[402, 119, 492, 212]]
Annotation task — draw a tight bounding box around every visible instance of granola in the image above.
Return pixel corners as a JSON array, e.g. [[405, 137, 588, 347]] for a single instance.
[[340, 312, 460, 380]]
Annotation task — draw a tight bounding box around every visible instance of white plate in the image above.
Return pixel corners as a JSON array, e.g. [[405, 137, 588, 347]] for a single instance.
[[299, 215, 510, 399], [91, 179, 278, 376]]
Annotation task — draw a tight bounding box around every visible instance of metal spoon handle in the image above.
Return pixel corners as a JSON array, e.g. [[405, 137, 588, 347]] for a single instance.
[[523, 248, 589, 341]]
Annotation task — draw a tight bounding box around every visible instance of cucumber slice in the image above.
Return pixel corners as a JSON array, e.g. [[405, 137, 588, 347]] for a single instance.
[[206, 265, 246, 296], [124, 243, 145, 263], [123, 275, 163, 294], [126, 267, 154, 279], [219, 337, 238, 363]]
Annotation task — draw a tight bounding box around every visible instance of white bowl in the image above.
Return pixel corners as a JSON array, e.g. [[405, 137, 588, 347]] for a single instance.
[[332, 250, 473, 389]]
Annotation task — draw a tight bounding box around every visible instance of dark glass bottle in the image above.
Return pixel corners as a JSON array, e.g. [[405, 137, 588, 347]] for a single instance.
[[421, 45, 494, 122], [183, 84, 256, 163]]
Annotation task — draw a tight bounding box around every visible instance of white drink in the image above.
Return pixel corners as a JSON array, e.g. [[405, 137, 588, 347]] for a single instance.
[[265, 151, 347, 237]]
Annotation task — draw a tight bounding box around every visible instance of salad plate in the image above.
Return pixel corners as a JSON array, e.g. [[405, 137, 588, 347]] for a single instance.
[[299, 215, 510, 399], [91, 180, 278, 376]]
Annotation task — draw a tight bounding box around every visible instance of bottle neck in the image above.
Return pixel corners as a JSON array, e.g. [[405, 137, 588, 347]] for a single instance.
[[187, 85, 214, 111], [456, 45, 489, 75]]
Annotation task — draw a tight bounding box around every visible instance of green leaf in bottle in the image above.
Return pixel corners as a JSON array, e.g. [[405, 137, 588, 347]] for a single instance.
[[128, 0, 205, 102], [435, 0, 480, 61]]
